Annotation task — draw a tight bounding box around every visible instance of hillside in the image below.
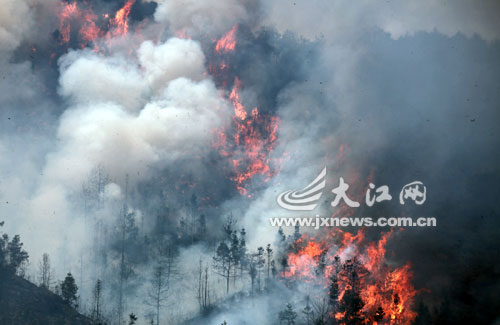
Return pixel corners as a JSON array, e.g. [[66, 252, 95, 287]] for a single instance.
[[0, 272, 91, 325]]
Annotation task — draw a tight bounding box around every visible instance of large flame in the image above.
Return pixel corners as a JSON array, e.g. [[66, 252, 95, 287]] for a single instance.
[[282, 229, 418, 324], [282, 236, 325, 281], [57, 0, 136, 49], [211, 26, 282, 195], [215, 24, 238, 53], [58, 2, 100, 46], [111, 0, 136, 37]]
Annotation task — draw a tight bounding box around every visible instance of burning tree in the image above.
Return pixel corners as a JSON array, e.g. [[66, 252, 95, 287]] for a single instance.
[[337, 258, 367, 324], [279, 229, 418, 324]]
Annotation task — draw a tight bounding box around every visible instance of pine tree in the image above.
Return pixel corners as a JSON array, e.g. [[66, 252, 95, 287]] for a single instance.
[[328, 275, 339, 317], [266, 244, 273, 280], [213, 242, 233, 294], [0, 221, 7, 271], [338, 259, 366, 325], [256, 247, 265, 291], [90, 279, 104, 324], [239, 228, 247, 276], [223, 214, 236, 240], [279, 303, 298, 325], [293, 225, 301, 241], [230, 231, 241, 285], [276, 227, 286, 247], [61, 272, 79, 308], [6, 234, 29, 275], [302, 296, 314, 325]]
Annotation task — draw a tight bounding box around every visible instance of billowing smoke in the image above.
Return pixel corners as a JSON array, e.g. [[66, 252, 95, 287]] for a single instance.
[[148, 0, 259, 37], [0, 0, 499, 324]]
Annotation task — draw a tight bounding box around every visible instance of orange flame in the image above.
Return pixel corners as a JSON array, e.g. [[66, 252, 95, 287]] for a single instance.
[[282, 236, 324, 280], [282, 229, 418, 324], [229, 108, 280, 194], [111, 0, 135, 37], [229, 78, 247, 120], [58, 2, 80, 44], [57, 0, 137, 50], [211, 26, 282, 195], [215, 25, 238, 53], [79, 11, 100, 44]]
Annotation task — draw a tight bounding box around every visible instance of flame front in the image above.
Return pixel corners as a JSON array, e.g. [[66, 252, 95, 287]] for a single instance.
[[215, 25, 238, 53], [282, 230, 418, 324], [111, 0, 135, 37], [57, 0, 136, 50], [211, 26, 282, 195]]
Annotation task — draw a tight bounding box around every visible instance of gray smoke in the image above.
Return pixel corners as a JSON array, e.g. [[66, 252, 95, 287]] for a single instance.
[[0, 0, 499, 323]]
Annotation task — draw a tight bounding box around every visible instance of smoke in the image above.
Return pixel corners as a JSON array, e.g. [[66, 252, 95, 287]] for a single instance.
[[0, 0, 499, 323], [58, 51, 146, 112], [231, 1, 500, 322], [22, 36, 231, 266], [262, 0, 500, 42], [148, 0, 260, 37]]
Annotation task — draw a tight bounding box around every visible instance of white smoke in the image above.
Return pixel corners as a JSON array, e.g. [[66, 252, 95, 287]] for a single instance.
[[0, 0, 33, 54], [0, 0, 499, 323], [138, 38, 207, 90], [147, 0, 258, 37], [12, 36, 231, 281], [51, 37, 228, 188], [0, 0, 60, 56]]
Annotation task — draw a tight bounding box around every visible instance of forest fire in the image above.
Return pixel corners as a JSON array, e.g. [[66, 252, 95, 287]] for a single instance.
[[111, 0, 136, 37], [229, 77, 248, 121], [58, 2, 94, 45], [57, 0, 135, 48], [282, 230, 418, 324], [282, 237, 325, 281], [215, 83, 281, 194], [215, 25, 238, 53], [2, 0, 497, 324], [211, 27, 282, 195]]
